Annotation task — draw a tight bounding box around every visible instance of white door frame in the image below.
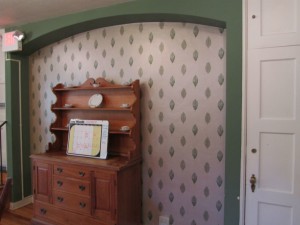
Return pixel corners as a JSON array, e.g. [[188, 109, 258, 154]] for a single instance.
[[240, 0, 248, 224], [241, 0, 300, 223]]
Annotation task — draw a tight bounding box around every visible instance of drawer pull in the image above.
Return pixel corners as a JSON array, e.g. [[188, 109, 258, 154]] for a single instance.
[[57, 196, 64, 202], [79, 202, 86, 208], [79, 185, 86, 191], [40, 208, 47, 215], [78, 171, 85, 177], [56, 167, 63, 173], [57, 180, 63, 187]]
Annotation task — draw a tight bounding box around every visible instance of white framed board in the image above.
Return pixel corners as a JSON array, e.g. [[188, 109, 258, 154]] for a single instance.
[[67, 119, 109, 159]]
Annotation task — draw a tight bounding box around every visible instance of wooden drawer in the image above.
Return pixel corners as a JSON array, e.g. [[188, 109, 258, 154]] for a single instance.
[[53, 164, 90, 180], [34, 201, 110, 225], [53, 176, 90, 196], [53, 190, 91, 215]]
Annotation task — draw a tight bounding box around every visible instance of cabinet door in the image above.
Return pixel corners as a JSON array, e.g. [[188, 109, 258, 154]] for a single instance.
[[248, 0, 300, 48], [92, 170, 116, 223], [33, 161, 52, 203]]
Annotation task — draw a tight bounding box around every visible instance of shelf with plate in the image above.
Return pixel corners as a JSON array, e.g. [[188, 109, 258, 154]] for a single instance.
[[31, 77, 141, 225], [48, 78, 140, 158]]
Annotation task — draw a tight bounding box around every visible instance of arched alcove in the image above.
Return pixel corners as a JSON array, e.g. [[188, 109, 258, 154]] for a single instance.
[[30, 21, 226, 224]]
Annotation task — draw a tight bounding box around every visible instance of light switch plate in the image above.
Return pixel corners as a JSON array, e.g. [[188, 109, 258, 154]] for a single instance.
[[159, 216, 169, 225]]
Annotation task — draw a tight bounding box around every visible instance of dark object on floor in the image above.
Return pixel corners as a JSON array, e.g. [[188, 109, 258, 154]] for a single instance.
[[0, 177, 12, 220]]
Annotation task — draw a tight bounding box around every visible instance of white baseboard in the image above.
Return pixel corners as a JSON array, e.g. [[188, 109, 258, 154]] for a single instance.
[[10, 195, 33, 210]]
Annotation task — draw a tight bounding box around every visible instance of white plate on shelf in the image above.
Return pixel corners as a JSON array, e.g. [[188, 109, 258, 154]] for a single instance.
[[66, 84, 76, 88], [120, 126, 130, 132], [64, 104, 73, 108], [88, 94, 103, 108], [92, 83, 100, 88], [120, 103, 130, 108]]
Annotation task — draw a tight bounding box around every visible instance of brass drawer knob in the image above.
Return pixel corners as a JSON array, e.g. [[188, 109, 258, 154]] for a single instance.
[[57, 196, 64, 202], [79, 202, 86, 208], [56, 167, 63, 173], [57, 180, 63, 187], [40, 208, 47, 215], [78, 171, 85, 177], [79, 185, 86, 191]]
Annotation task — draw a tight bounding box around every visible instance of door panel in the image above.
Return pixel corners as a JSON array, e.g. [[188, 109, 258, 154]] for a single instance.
[[260, 58, 296, 119], [246, 46, 300, 225], [248, 0, 300, 48], [33, 161, 52, 203], [258, 203, 292, 225], [259, 132, 294, 192], [92, 170, 116, 223]]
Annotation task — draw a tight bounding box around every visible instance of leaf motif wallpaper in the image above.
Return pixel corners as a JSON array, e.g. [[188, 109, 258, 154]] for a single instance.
[[29, 22, 226, 225]]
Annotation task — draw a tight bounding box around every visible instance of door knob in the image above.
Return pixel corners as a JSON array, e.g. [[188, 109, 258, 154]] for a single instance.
[[250, 174, 256, 192]]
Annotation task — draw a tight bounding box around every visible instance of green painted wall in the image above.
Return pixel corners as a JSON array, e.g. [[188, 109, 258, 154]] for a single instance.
[[5, 54, 30, 201], [6, 0, 242, 224], [5, 57, 22, 201]]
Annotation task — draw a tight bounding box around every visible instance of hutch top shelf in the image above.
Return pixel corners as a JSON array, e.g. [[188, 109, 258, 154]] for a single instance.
[[48, 77, 140, 161]]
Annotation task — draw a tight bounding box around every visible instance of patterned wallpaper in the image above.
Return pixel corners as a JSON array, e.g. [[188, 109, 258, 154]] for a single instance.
[[29, 22, 226, 225]]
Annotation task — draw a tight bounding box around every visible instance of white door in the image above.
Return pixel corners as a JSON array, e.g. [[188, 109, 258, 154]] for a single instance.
[[248, 0, 300, 48], [245, 46, 300, 225]]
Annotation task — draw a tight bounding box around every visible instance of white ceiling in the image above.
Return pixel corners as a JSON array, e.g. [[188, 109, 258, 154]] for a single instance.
[[0, 0, 132, 29]]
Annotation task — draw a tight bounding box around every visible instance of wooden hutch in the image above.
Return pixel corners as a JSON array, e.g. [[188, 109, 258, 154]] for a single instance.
[[30, 78, 141, 225]]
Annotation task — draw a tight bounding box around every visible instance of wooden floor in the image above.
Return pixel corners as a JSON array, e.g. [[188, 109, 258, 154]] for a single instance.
[[0, 204, 32, 225], [0, 172, 32, 225]]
